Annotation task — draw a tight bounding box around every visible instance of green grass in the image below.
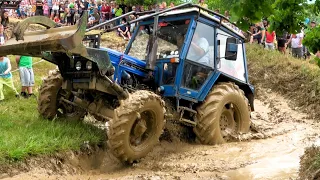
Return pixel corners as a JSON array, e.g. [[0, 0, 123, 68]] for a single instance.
[[0, 56, 105, 164]]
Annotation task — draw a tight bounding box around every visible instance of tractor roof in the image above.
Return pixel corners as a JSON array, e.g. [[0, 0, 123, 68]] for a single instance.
[[138, 7, 245, 39]]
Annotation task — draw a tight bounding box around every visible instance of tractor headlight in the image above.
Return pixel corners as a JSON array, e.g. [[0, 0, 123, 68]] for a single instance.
[[75, 61, 82, 71], [86, 61, 92, 70]]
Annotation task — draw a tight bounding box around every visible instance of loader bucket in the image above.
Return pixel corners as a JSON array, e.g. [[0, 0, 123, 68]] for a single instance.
[[0, 11, 88, 58]]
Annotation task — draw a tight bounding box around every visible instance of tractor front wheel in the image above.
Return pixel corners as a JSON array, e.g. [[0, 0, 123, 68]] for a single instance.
[[107, 90, 166, 163], [38, 70, 85, 120], [193, 82, 251, 144]]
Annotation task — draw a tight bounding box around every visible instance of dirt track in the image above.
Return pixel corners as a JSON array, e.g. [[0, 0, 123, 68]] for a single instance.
[[2, 87, 319, 180]]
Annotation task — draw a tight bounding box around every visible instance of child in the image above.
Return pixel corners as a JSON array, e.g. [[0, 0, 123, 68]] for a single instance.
[[118, 18, 131, 40], [88, 14, 95, 27], [16, 56, 35, 98], [43, 3, 49, 17], [54, 14, 60, 23], [0, 56, 19, 102]]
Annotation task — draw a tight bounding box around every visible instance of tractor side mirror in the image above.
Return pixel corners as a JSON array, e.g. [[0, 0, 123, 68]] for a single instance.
[[225, 37, 238, 61]]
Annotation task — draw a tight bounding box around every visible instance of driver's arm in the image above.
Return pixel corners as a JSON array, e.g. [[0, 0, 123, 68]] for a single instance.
[[191, 41, 205, 56]]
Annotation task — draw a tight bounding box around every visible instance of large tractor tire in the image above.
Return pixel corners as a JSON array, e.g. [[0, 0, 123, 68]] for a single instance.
[[107, 90, 166, 163], [38, 70, 85, 120], [194, 82, 251, 144]]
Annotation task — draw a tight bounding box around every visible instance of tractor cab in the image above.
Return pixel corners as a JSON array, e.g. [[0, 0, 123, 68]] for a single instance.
[[121, 7, 253, 107]]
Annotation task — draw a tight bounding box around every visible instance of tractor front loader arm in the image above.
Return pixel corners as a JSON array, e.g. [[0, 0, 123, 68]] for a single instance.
[[0, 12, 88, 61]]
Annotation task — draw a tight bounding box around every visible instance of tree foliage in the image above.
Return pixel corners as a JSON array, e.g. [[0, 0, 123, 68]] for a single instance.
[[231, 0, 275, 30], [268, 0, 309, 35]]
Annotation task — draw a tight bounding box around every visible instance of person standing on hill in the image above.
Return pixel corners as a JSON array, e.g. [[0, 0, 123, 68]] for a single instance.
[[286, 32, 304, 59], [16, 56, 35, 98], [265, 29, 276, 50]]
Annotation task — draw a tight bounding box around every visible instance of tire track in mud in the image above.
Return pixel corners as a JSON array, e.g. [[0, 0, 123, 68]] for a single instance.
[[3, 88, 320, 180]]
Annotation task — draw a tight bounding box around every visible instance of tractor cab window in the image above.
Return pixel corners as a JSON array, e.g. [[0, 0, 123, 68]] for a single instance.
[[128, 19, 189, 60], [182, 22, 214, 90], [216, 29, 246, 82], [186, 22, 215, 67]]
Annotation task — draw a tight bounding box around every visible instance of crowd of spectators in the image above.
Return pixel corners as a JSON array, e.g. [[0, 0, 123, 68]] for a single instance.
[[249, 19, 319, 60]]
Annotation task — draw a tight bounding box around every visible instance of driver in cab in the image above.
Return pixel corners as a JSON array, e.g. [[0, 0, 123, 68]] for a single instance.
[[187, 31, 210, 66], [187, 31, 211, 89]]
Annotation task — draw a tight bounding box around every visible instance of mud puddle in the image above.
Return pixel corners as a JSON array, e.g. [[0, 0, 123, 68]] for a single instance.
[[3, 89, 320, 180]]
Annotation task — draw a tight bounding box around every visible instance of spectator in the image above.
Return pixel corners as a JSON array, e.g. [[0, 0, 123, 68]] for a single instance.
[[119, 0, 127, 14], [16, 56, 35, 98], [129, 14, 136, 33], [0, 24, 5, 45], [265, 29, 276, 50], [170, 2, 175, 8], [286, 32, 304, 59], [118, 18, 131, 40], [54, 14, 60, 23], [88, 0, 96, 15], [83, 0, 89, 10], [199, 0, 208, 9], [277, 31, 288, 54], [1, 10, 10, 40], [35, 0, 44, 16], [52, 1, 59, 18], [68, 1, 76, 25], [111, 1, 116, 19], [88, 8, 100, 27], [250, 22, 265, 45], [162, 1, 167, 9], [224, 11, 230, 20], [101, 1, 111, 21], [0, 56, 19, 102], [115, 4, 123, 25], [43, 2, 49, 17], [66, 8, 72, 26], [31, 2, 36, 16]]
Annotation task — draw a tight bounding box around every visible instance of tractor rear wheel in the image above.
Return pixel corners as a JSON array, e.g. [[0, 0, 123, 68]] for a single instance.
[[193, 82, 251, 144], [107, 90, 166, 163], [38, 70, 85, 120]]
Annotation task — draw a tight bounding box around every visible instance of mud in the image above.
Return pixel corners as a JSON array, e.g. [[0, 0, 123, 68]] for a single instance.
[[2, 87, 320, 180]]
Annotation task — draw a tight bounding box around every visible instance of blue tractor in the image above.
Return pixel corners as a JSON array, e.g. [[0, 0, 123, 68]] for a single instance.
[[0, 3, 254, 163]]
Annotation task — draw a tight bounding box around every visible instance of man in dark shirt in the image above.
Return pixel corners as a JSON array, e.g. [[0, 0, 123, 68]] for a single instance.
[[119, 0, 127, 13], [83, 0, 89, 10]]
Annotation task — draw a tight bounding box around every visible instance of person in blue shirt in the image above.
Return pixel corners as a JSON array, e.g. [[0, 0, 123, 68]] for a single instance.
[[0, 56, 19, 102]]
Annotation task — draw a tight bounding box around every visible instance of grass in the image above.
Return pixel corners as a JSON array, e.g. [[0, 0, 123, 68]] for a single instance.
[[0, 56, 105, 164], [246, 44, 320, 119]]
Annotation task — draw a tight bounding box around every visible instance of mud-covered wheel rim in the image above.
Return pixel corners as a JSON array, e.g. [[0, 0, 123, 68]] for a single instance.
[[129, 109, 157, 151], [219, 102, 240, 141], [56, 89, 85, 120]]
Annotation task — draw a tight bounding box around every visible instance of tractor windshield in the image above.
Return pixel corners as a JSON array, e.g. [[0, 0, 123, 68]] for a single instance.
[[128, 19, 190, 60]]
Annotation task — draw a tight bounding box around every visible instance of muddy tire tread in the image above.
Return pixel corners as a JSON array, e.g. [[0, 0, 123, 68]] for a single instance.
[[107, 90, 166, 163], [38, 69, 62, 120], [194, 82, 251, 145]]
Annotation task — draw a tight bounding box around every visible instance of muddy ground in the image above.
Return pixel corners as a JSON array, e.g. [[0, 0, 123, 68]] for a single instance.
[[1, 87, 320, 180]]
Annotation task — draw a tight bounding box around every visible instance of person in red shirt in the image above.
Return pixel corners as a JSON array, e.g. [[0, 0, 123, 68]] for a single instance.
[[101, 1, 111, 21], [265, 29, 276, 50]]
